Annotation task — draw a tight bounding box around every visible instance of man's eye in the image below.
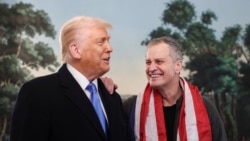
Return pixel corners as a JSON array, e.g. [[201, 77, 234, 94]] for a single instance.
[[97, 38, 108, 45], [156, 60, 163, 64], [98, 40, 104, 43], [145, 61, 151, 65], [97, 41, 104, 45]]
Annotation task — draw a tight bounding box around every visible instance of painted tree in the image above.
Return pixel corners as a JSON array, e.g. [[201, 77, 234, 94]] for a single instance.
[[142, 0, 250, 140], [0, 2, 59, 140]]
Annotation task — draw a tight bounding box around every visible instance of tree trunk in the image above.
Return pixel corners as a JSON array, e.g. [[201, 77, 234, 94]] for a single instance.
[[220, 93, 238, 141], [0, 115, 7, 141]]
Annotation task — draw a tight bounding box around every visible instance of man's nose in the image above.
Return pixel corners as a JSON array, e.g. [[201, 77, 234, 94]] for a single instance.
[[106, 43, 112, 53], [148, 63, 157, 72]]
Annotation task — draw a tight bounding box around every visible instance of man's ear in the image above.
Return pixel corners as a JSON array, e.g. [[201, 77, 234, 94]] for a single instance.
[[69, 43, 81, 59], [175, 60, 182, 74]]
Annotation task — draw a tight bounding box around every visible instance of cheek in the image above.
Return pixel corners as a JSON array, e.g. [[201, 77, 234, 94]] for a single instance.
[[96, 47, 106, 56], [145, 66, 149, 73], [87, 47, 102, 59], [145, 66, 152, 76]]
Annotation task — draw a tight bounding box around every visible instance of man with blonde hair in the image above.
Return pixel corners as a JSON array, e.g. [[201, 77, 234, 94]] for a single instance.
[[10, 16, 128, 141]]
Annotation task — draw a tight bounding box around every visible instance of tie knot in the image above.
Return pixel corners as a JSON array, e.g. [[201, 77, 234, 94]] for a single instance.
[[86, 82, 97, 93]]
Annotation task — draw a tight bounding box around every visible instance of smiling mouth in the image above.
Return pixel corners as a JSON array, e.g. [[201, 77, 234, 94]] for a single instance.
[[149, 73, 162, 78]]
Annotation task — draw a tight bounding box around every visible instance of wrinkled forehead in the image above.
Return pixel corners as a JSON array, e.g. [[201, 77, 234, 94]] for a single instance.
[[146, 43, 170, 55]]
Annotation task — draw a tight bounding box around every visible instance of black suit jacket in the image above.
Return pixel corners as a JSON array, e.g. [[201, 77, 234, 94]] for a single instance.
[[10, 64, 128, 141]]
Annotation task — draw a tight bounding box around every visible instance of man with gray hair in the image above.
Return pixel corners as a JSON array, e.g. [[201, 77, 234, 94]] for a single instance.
[[130, 36, 227, 141]]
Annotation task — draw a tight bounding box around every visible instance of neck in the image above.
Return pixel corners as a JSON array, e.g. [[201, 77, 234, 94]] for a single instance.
[[160, 84, 183, 107]]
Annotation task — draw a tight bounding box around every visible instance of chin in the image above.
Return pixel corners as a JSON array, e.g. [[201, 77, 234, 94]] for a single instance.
[[100, 68, 109, 75], [149, 82, 160, 88], [105, 67, 110, 72]]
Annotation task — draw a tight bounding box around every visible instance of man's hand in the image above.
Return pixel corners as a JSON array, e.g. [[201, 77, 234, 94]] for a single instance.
[[101, 77, 118, 94]]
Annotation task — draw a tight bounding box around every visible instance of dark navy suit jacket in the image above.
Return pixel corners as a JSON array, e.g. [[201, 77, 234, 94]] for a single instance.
[[10, 64, 128, 141]]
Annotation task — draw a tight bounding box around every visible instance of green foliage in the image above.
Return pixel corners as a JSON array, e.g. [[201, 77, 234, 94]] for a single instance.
[[141, 27, 172, 45], [0, 2, 57, 58], [141, 26, 183, 45], [185, 22, 216, 56], [0, 1, 59, 137], [220, 25, 242, 56], [0, 83, 19, 99], [243, 24, 250, 52], [0, 83, 19, 114], [186, 54, 238, 95], [0, 97, 11, 114], [162, 0, 195, 29], [201, 10, 217, 25], [0, 1, 59, 95], [34, 42, 60, 68], [18, 38, 59, 69], [0, 55, 31, 85], [238, 62, 250, 94], [0, 2, 56, 38]]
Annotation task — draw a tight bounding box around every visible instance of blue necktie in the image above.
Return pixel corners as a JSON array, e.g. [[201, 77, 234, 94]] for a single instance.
[[86, 82, 107, 135]]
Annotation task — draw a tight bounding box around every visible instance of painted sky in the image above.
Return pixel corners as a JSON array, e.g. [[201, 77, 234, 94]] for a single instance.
[[3, 0, 250, 94]]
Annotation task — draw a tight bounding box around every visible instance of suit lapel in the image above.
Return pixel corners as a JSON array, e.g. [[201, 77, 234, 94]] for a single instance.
[[58, 64, 107, 139], [97, 79, 117, 135]]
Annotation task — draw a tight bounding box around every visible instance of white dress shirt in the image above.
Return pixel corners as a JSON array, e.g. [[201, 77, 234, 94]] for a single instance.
[[66, 64, 108, 122]]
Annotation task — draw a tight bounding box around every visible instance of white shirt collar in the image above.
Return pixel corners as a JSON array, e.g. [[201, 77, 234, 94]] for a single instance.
[[66, 64, 108, 121], [66, 64, 98, 98]]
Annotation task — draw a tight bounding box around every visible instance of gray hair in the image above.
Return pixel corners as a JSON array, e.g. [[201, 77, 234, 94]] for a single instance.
[[147, 36, 183, 61]]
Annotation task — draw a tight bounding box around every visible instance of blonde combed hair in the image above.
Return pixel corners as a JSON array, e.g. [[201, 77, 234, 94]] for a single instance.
[[59, 16, 112, 62]]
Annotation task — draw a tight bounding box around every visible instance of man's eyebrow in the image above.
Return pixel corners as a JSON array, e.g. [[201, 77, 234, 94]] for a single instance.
[[155, 58, 165, 60]]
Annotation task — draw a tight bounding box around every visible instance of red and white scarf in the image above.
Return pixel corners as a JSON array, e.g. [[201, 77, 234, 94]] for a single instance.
[[134, 77, 212, 141]]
